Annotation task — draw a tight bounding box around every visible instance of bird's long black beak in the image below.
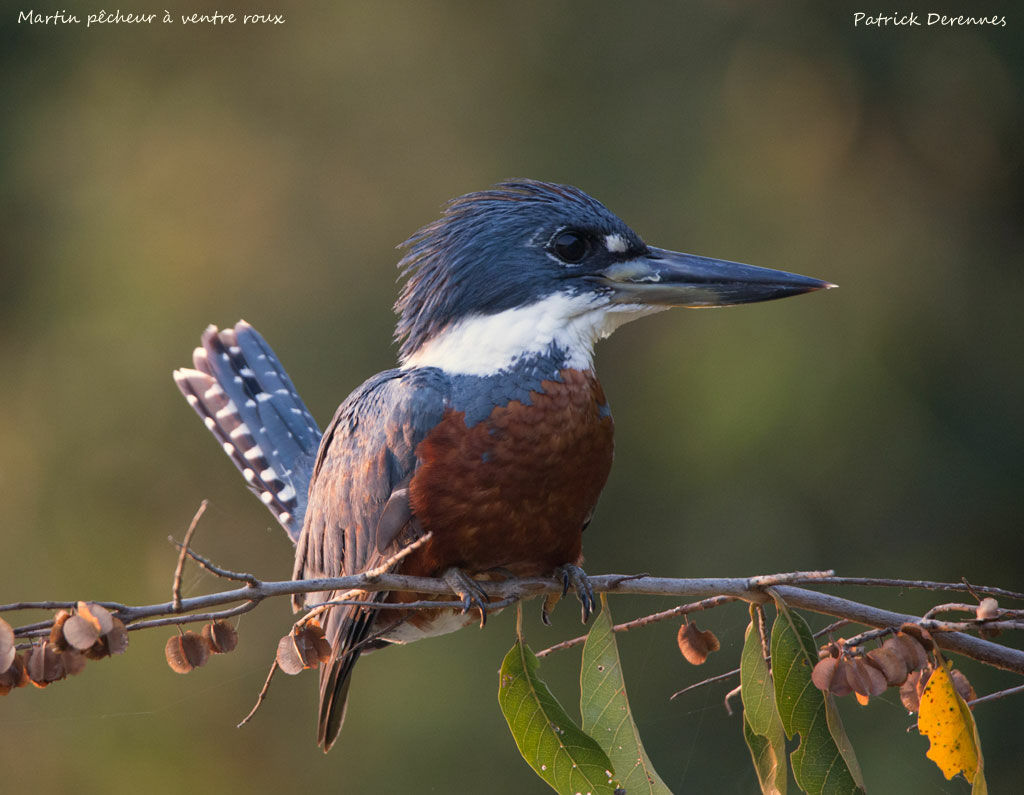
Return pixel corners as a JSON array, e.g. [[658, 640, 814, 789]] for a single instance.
[[597, 247, 835, 307]]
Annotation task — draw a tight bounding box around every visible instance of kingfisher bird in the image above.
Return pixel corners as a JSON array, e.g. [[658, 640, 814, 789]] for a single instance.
[[173, 179, 832, 751]]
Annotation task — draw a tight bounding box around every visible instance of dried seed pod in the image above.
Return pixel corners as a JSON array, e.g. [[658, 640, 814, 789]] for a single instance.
[[0, 653, 28, 694], [811, 656, 839, 691], [104, 617, 129, 656], [900, 668, 930, 713], [202, 621, 238, 654], [950, 668, 977, 704], [299, 622, 331, 663], [846, 657, 887, 702], [77, 602, 115, 636], [62, 649, 88, 676], [976, 598, 998, 620], [0, 618, 15, 673], [165, 631, 210, 674], [892, 633, 929, 671], [899, 623, 934, 652], [276, 633, 306, 675], [62, 615, 101, 651], [277, 625, 332, 674], [676, 622, 720, 665], [865, 643, 909, 687], [826, 657, 854, 697], [48, 611, 72, 648], [26, 642, 66, 687]]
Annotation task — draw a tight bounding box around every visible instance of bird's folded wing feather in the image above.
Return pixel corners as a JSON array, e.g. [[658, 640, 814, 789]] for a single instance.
[[292, 366, 451, 603]]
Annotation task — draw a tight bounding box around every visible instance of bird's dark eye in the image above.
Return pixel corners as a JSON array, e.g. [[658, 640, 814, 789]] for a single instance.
[[551, 230, 589, 264]]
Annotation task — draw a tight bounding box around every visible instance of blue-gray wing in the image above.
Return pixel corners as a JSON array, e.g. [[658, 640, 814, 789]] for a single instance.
[[290, 366, 449, 750]]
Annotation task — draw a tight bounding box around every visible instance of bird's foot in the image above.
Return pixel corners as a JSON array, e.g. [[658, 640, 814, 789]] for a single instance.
[[542, 564, 595, 625], [442, 567, 490, 628]]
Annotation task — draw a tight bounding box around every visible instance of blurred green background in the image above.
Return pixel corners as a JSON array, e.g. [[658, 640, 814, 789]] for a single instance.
[[2, 2, 1021, 792]]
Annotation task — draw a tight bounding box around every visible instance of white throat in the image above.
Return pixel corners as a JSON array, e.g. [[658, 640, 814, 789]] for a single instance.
[[400, 292, 664, 376]]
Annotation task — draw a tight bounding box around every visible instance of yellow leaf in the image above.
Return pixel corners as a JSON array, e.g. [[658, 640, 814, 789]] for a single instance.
[[917, 662, 983, 785]]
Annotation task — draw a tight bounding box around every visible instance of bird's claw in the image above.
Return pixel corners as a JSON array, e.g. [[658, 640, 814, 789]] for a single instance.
[[543, 564, 595, 624], [442, 567, 489, 628]]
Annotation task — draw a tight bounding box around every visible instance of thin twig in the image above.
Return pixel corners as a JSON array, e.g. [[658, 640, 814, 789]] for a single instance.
[[670, 668, 740, 700], [362, 532, 434, 580], [814, 619, 851, 638], [968, 683, 1024, 708], [172, 544, 261, 586], [820, 577, 1024, 602], [0, 600, 127, 614], [289, 533, 440, 631], [836, 626, 897, 651], [923, 602, 978, 620], [171, 500, 208, 611], [723, 684, 742, 716], [921, 619, 1024, 633], [127, 600, 259, 631], [535, 594, 738, 658], [238, 659, 279, 728], [306, 595, 520, 613]]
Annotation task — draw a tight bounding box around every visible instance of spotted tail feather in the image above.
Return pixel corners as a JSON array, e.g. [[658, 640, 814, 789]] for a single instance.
[[173, 320, 322, 543]]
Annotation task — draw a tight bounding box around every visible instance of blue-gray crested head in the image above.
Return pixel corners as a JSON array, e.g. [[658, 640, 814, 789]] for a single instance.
[[394, 179, 833, 375], [394, 179, 646, 361]]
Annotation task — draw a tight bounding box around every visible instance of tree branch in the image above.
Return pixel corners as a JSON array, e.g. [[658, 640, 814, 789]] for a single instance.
[[4, 568, 1023, 674]]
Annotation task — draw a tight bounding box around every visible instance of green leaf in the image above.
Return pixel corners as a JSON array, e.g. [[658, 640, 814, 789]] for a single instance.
[[580, 595, 672, 794], [499, 637, 619, 795], [744, 715, 787, 795], [739, 611, 788, 794], [769, 593, 865, 794]]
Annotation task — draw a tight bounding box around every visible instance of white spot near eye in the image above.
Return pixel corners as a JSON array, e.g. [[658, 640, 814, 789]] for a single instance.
[[604, 233, 627, 253]]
